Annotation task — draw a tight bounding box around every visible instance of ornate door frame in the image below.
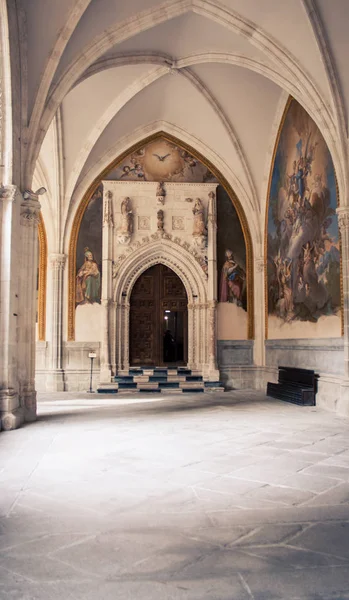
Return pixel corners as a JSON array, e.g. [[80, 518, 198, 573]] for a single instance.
[[103, 236, 219, 378], [129, 263, 188, 367]]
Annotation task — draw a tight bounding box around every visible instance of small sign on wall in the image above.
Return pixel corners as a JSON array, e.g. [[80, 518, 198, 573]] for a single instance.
[[88, 352, 97, 359]]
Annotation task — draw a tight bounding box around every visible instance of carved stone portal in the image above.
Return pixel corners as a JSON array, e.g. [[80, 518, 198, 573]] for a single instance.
[[102, 180, 219, 379]]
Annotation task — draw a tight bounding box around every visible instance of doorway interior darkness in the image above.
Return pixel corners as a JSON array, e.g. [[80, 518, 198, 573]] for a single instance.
[[129, 264, 188, 367]]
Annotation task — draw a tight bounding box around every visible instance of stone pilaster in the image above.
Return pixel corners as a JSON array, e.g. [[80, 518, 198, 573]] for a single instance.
[[337, 207, 349, 378], [46, 253, 66, 390], [254, 255, 265, 367], [100, 190, 114, 381], [0, 185, 23, 430], [17, 190, 41, 422], [206, 189, 219, 380]]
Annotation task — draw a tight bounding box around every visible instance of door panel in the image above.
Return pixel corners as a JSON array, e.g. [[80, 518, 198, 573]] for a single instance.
[[130, 264, 188, 366]]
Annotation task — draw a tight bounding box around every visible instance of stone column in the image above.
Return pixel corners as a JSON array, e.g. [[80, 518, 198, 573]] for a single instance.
[[254, 255, 265, 366], [336, 207, 349, 416], [100, 190, 114, 382], [206, 189, 219, 380], [337, 207, 349, 378], [17, 190, 41, 422], [187, 303, 196, 370], [47, 253, 66, 390], [0, 185, 23, 430]]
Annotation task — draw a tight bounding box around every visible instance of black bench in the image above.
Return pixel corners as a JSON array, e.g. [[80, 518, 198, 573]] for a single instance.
[[267, 366, 316, 406]]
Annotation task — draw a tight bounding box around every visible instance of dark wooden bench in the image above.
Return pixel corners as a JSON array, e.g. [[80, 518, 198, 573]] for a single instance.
[[267, 366, 316, 406]]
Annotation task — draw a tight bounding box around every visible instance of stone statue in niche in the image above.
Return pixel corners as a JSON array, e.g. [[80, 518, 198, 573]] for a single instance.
[[192, 197, 207, 250], [157, 209, 164, 232], [117, 197, 133, 245], [156, 181, 166, 205]]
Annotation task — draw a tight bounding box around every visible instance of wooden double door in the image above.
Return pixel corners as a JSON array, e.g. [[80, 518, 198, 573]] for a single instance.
[[130, 264, 188, 366]]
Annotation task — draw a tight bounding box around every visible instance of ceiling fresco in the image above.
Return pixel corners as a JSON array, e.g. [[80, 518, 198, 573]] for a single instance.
[[106, 138, 218, 183]]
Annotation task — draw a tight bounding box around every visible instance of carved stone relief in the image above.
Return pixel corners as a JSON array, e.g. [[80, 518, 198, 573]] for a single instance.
[[172, 216, 184, 230], [156, 181, 166, 205], [157, 210, 164, 231], [138, 216, 150, 231], [192, 197, 207, 250], [116, 197, 133, 245]]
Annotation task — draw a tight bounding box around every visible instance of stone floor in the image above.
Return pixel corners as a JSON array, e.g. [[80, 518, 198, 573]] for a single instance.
[[1, 391, 349, 599]]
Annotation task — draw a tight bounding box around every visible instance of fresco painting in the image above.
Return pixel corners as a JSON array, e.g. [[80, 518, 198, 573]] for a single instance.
[[267, 99, 341, 336], [217, 187, 248, 340], [217, 187, 247, 312], [76, 185, 103, 306], [107, 138, 216, 183]]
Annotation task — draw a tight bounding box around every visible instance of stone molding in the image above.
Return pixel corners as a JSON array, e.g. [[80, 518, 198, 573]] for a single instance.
[[0, 184, 18, 203], [112, 230, 208, 278], [337, 206, 349, 232], [109, 236, 209, 375], [49, 253, 66, 269], [255, 257, 264, 273], [20, 197, 41, 227]]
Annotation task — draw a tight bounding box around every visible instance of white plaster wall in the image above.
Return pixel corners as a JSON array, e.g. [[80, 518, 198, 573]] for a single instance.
[[217, 303, 247, 340], [108, 12, 268, 61], [79, 74, 250, 195], [25, 0, 73, 115], [268, 315, 342, 340], [191, 63, 281, 199], [75, 304, 102, 342], [61, 65, 152, 178]]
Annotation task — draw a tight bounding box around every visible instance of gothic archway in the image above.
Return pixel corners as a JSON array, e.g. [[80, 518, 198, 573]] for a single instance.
[[129, 264, 188, 367], [105, 237, 214, 378], [67, 131, 254, 342]]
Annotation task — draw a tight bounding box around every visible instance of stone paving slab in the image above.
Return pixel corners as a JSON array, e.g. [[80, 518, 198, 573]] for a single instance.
[[1, 390, 349, 599]]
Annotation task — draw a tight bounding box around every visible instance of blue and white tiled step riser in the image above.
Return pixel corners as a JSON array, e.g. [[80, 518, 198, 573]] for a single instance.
[[97, 367, 224, 394]]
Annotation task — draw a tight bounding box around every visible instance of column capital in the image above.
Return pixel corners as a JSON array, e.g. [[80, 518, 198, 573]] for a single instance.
[[336, 206, 349, 232], [20, 197, 41, 226], [49, 253, 66, 269], [0, 184, 19, 203]]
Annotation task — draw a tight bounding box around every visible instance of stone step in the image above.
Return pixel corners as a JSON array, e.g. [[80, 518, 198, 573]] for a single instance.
[[118, 382, 137, 390], [137, 382, 159, 389], [179, 381, 204, 388], [99, 367, 225, 395], [159, 381, 180, 389]]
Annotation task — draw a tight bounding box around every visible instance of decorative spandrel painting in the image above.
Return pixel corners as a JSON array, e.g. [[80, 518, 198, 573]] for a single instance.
[[217, 187, 248, 340], [107, 138, 216, 183], [267, 99, 341, 339]]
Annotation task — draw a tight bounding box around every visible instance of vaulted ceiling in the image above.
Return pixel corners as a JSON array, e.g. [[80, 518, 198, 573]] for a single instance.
[[12, 0, 348, 253]]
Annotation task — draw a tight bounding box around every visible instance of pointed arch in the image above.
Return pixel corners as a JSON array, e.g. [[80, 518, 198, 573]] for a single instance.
[[67, 130, 254, 341]]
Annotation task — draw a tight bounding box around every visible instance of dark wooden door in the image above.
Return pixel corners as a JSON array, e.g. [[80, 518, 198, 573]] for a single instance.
[[129, 264, 187, 366]]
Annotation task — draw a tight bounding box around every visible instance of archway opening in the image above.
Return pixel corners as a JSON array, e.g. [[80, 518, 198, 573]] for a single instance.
[[129, 263, 188, 367]]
